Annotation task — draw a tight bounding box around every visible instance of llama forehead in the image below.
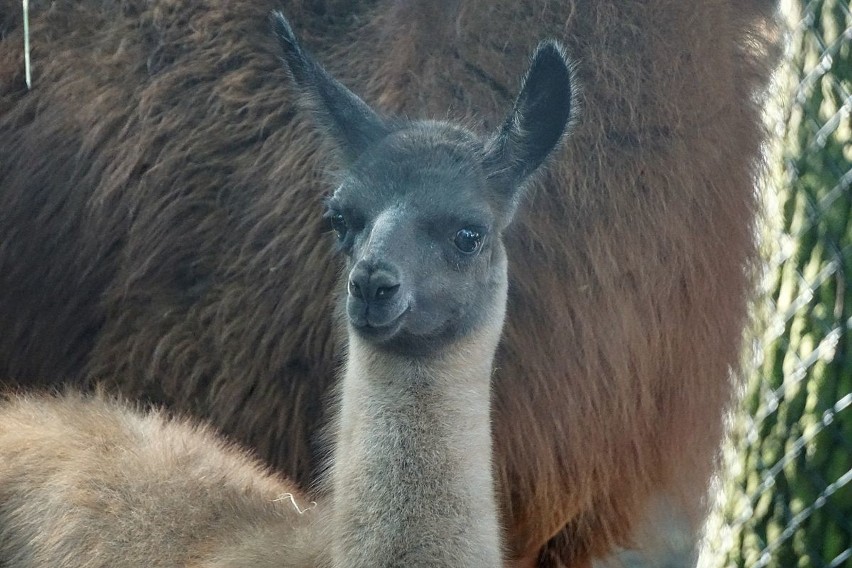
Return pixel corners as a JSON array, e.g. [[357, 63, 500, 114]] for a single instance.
[[336, 122, 497, 223]]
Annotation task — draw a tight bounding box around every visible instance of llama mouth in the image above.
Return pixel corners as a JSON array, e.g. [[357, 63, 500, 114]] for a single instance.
[[350, 305, 409, 342], [351, 317, 404, 342]]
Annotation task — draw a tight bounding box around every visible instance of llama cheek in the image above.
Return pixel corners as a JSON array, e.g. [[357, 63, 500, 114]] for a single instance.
[[404, 296, 451, 336]]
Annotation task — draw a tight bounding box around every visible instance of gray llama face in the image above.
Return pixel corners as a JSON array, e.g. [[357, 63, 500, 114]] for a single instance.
[[272, 11, 575, 355], [327, 123, 510, 354]]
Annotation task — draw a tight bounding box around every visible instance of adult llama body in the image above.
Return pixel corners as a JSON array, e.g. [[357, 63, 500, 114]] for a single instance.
[[0, 0, 780, 566]]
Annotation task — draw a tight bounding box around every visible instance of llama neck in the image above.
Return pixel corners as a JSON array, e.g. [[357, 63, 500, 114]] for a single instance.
[[330, 327, 504, 567]]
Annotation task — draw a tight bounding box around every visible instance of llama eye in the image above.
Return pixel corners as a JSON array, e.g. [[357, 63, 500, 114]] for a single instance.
[[330, 213, 348, 240], [453, 228, 482, 254]]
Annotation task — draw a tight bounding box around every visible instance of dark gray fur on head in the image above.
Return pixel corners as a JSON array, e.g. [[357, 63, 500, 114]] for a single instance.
[[271, 10, 577, 356]]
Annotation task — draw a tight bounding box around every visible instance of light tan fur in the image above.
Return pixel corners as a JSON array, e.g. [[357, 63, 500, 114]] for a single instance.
[[330, 272, 508, 567], [0, 392, 325, 567]]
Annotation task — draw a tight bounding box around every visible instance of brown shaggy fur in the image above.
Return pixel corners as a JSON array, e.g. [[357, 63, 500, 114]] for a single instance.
[[0, 1, 779, 565]]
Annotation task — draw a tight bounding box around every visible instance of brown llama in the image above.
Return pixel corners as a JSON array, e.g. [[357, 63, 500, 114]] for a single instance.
[[0, 1, 780, 566], [0, 14, 576, 566]]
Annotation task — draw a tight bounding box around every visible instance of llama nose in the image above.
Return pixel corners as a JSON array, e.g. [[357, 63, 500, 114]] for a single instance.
[[349, 263, 401, 302]]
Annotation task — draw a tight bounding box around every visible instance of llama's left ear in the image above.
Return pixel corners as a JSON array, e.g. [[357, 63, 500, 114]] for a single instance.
[[271, 11, 390, 165], [484, 40, 577, 206]]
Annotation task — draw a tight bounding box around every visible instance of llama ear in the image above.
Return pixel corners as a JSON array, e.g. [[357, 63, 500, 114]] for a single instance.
[[271, 12, 390, 164], [484, 40, 576, 207]]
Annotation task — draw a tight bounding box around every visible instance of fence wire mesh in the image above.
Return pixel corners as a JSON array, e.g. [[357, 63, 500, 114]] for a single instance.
[[703, 1, 852, 567]]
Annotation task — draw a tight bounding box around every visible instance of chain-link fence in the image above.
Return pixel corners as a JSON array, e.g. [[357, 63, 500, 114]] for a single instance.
[[701, 1, 852, 566]]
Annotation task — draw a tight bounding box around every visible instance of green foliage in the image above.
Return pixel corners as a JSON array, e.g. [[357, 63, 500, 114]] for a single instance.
[[709, 1, 852, 566]]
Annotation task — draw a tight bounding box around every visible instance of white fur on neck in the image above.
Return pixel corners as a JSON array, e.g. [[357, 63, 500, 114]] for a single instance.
[[330, 279, 507, 568]]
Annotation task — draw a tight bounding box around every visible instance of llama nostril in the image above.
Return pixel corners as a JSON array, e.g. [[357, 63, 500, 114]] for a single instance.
[[349, 261, 401, 303], [374, 284, 400, 301]]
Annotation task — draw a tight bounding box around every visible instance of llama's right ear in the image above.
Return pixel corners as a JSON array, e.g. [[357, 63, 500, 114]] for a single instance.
[[483, 40, 577, 207], [271, 12, 389, 164]]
